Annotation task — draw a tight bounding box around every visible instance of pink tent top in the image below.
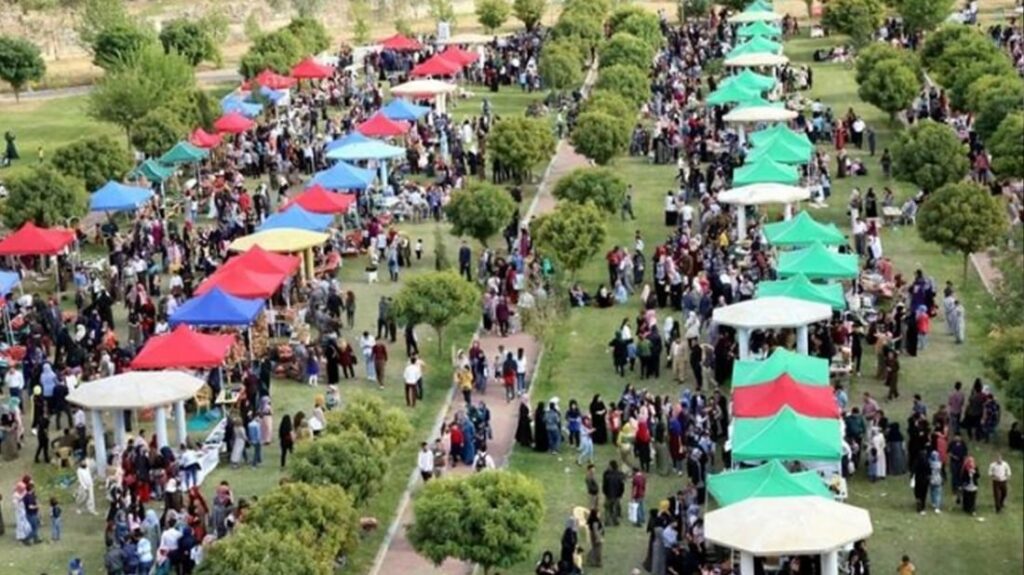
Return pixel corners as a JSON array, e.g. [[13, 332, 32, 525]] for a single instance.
[[195, 266, 287, 300], [379, 34, 423, 52], [248, 69, 298, 90], [130, 325, 235, 369], [291, 57, 335, 79], [440, 46, 479, 65], [410, 54, 463, 77], [0, 222, 76, 256], [214, 112, 255, 134], [189, 128, 223, 149], [356, 113, 411, 137], [224, 245, 301, 276], [283, 185, 357, 214], [731, 374, 840, 419]]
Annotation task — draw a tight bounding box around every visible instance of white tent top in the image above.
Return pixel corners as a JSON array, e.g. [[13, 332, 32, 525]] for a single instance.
[[390, 79, 459, 96], [724, 105, 798, 123], [725, 52, 790, 68], [437, 32, 509, 45], [67, 371, 205, 410], [727, 10, 784, 23], [718, 183, 810, 206], [713, 296, 832, 329], [706, 496, 873, 555]]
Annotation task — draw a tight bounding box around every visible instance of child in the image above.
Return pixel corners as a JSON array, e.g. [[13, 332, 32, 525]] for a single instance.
[[50, 497, 62, 542], [867, 446, 878, 482], [325, 385, 340, 410], [306, 347, 320, 387], [415, 238, 423, 260]]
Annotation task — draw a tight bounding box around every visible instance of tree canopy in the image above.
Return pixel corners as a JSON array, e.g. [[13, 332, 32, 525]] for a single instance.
[[917, 182, 1008, 281], [50, 135, 133, 192], [512, 0, 546, 31], [854, 43, 922, 85], [923, 30, 1015, 110], [288, 430, 387, 505], [857, 58, 921, 121], [3, 165, 88, 229], [894, 0, 954, 35], [245, 482, 360, 564], [613, 11, 663, 49], [285, 17, 331, 55], [392, 270, 478, 352], [325, 392, 414, 450], [571, 111, 630, 165], [195, 527, 330, 575], [594, 64, 650, 107], [159, 18, 219, 66], [239, 29, 304, 77], [551, 12, 604, 54], [445, 182, 518, 247], [582, 90, 634, 132], [599, 32, 654, 70], [92, 22, 156, 70], [475, 0, 511, 32], [0, 36, 46, 102], [822, 0, 883, 47], [891, 120, 968, 192], [130, 106, 187, 158], [531, 201, 608, 278], [489, 116, 556, 182], [551, 167, 627, 214], [539, 40, 583, 92], [988, 112, 1024, 181], [965, 74, 1024, 141], [984, 325, 1024, 424]]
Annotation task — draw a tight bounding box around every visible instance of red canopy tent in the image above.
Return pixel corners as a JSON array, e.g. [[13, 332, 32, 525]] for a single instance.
[[379, 34, 423, 52], [245, 69, 298, 90], [439, 46, 479, 66], [214, 112, 256, 134], [130, 325, 235, 369], [410, 54, 463, 77], [731, 374, 840, 419], [195, 267, 287, 299], [224, 246, 301, 276], [291, 57, 335, 79], [0, 222, 76, 256], [282, 185, 357, 214], [356, 113, 411, 137], [189, 128, 223, 149]]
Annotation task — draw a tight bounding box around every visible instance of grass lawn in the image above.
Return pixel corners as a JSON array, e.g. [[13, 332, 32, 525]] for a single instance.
[[502, 33, 1024, 575]]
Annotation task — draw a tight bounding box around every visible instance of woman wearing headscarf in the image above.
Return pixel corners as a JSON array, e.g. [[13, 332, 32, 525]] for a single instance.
[[960, 456, 980, 514], [870, 426, 887, 480], [515, 399, 533, 448], [461, 416, 476, 465], [12, 480, 30, 543], [928, 449, 944, 512], [533, 402, 549, 453], [885, 422, 908, 476], [559, 517, 578, 564], [589, 395, 608, 445], [278, 415, 294, 469], [912, 450, 931, 514], [258, 396, 273, 445]]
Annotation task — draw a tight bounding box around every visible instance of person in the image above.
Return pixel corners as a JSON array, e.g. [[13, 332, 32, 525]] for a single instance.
[[559, 517, 578, 565], [278, 414, 294, 468], [246, 415, 262, 467], [631, 467, 647, 527], [928, 450, 944, 513], [577, 416, 594, 466], [602, 460, 625, 526], [50, 496, 61, 541], [458, 241, 472, 281], [848, 540, 870, 575], [585, 464, 600, 510], [988, 453, 1012, 513], [13, 481, 30, 543], [403, 356, 421, 408], [545, 400, 562, 454], [897, 555, 916, 575], [75, 461, 97, 515], [912, 450, 930, 514], [180, 442, 201, 489], [516, 398, 533, 448], [589, 395, 608, 445], [372, 338, 389, 388], [417, 442, 434, 481], [961, 456, 980, 514], [536, 551, 557, 575], [586, 508, 604, 567], [948, 381, 965, 436], [23, 481, 40, 545]]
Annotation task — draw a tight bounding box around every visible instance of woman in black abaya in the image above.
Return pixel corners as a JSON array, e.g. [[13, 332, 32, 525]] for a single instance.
[[589, 394, 608, 445], [533, 402, 549, 452], [515, 399, 533, 447]]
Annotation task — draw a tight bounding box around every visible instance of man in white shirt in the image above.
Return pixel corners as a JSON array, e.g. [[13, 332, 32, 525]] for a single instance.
[[5, 366, 23, 410], [988, 454, 1012, 513], [417, 442, 434, 481], [403, 357, 422, 408]]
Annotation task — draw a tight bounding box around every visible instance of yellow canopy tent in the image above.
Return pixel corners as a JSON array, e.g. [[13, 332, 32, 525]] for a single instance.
[[229, 228, 330, 281]]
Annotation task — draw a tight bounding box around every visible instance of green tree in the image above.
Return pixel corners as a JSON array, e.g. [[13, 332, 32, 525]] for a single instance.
[[0, 36, 45, 102], [965, 74, 1024, 141], [489, 117, 556, 183], [291, 0, 326, 18], [243, 12, 263, 41], [408, 471, 545, 575], [196, 527, 330, 575], [983, 326, 1024, 424], [891, 120, 968, 192], [159, 18, 219, 66], [50, 135, 132, 192], [531, 201, 607, 279], [286, 17, 331, 55], [988, 112, 1024, 181], [920, 24, 974, 67], [392, 270, 478, 352], [894, 0, 954, 35], [551, 167, 627, 214], [3, 165, 87, 228], [926, 32, 1014, 110], [92, 22, 156, 70], [513, 0, 546, 30], [130, 106, 187, 157], [857, 58, 921, 121], [594, 64, 650, 106], [246, 483, 360, 564], [571, 111, 629, 165], [599, 32, 653, 70], [288, 430, 387, 505], [433, 225, 452, 271], [582, 89, 634, 131], [539, 40, 583, 92], [428, 0, 457, 24], [821, 0, 883, 47], [164, 89, 220, 131], [476, 0, 511, 32], [607, 5, 647, 32], [76, 0, 130, 49], [854, 42, 922, 85], [614, 11, 663, 49], [552, 13, 604, 55], [917, 182, 1008, 281], [325, 392, 414, 450], [445, 182, 517, 247], [350, 0, 372, 45], [239, 30, 304, 77]]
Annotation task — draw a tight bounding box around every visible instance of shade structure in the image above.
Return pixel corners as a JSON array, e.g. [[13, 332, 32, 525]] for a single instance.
[[732, 374, 840, 418], [356, 113, 411, 137], [390, 79, 459, 97], [727, 36, 783, 60], [258, 86, 289, 106], [718, 183, 810, 206], [90, 181, 154, 213], [291, 57, 335, 79], [724, 104, 797, 122], [170, 287, 264, 327], [284, 185, 357, 214], [751, 123, 813, 149], [214, 112, 255, 134], [733, 159, 800, 186], [228, 229, 329, 253], [732, 348, 830, 388], [247, 69, 297, 90], [131, 159, 175, 183], [225, 245, 301, 276], [410, 54, 463, 77], [196, 267, 287, 299], [777, 242, 859, 280], [732, 407, 843, 462], [381, 99, 430, 121], [378, 34, 423, 52], [221, 94, 263, 117], [728, 9, 783, 23], [737, 20, 781, 38], [746, 0, 774, 11], [439, 45, 479, 66], [325, 139, 406, 162], [309, 161, 376, 190], [746, 137, 812, 164], [189, 128, 223, 149], [725, 52, 790, 67], [713, 296, 832, 331], [756, 273, 846, 311], [707, 460, 831, 507], [130, 325, 235, 369], [706, 496, 872, 555], [0, 222, 75, 256], [67, 371, 206, 411], [0, 270, 20, 294], [764, 211, 846, 247], [258, 205, 334, 232], [158, 141, 209, 165], [720, 69, 777, 91], [706, 82, 763, 106], [325, 132, 371, 154]]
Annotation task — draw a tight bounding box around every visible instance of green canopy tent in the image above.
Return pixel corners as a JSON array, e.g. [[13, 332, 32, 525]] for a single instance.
[[746, 137, 812, 164], [158, 141, 209, 166], [727, 36, 783, 60], [733, 158, 799, 186], [777, 241, 859, 280], [750, 124, 813, 151], [708, 460, 832, 507], [745, 0, 773, 11], [733, 348, 831, 387], [130, 159, 175, 183], [764, 211, 846, 247], [707, 82, 764, 106], [720, 69, 777, 91], [732, 407, 843, 463], [737, 20, 782, 38], [756, 273, 846, 310]]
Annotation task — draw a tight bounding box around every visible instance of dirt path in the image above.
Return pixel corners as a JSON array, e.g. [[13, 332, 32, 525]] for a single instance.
[[970, 251, 1003, 296]]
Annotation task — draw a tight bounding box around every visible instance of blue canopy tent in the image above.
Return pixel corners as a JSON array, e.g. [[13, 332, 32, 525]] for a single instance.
[[325, 139, 407, 188], [169, 287, 264, 327], [309, 161, 375, 190], [258, 205, 334, 232], [221, 94, 263, 117], [325, 132, 371, 154], [381, 99, 430, 121], [90, 181, 154, 213], [259, 86, 290, 106]]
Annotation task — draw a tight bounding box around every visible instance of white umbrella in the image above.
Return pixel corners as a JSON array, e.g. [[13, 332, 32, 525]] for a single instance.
[[390, 79, 459, 113], [728, 10, 784, 23], [725, 52, 790, 67], [724, 105, 798, 123], [718, 183, 810, 206]]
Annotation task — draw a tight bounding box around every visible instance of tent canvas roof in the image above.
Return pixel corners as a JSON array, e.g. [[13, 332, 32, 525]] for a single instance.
[[214, 112, 256, 134], [0, 222, 76, 256], [712, 296, 832, 329], [727, 9, 783, 23], [721, 69, 777, 91], [723, 103, 797, 122], [727, 36, 783, 59], [356, 113, 411, 137], [224, 245, 301, 276], [733, 158, 800, 186], [732, 348, 831, 388], [764, 211, 846, 247], [221, 94, 263, 117], [724, 52, 789, 67], [707, 460, 831, 507], [746, 136, 812, 164], [390, 79, 459, 96], [228, 229, 329, 253], [309, 160, 375, 190], [158, 141, 209, 165], [130, 325, 235, 369], [0, 270, 20, 294], [717, 183, 809, 206], [707, 82, 763, 106], [378, 34, 423, 52], [169, 287, 264, 327], [737, 20, 781, 38], [732, 407, 843, 462], [283, 185, 357, 214], [410, 54, 463, 77], [248, 69, 297, 90], [291, 57, 335, 79], [67, 371, 206, 410], [755, 273, 846, 310], [258, 204, 334, 232], [325, 132, 370, 153], [195, 266, 287, 299], [777, 241, 859, 280], [439, 45, 479, 65], [130, 159, 175, 183], [750, 124, 813, 150], [381, 99, 431, 121], [325, 139, 406, 162], [732, 373, 841, 418], [189, 128, 223, 149], [90, 181, 154, 213]]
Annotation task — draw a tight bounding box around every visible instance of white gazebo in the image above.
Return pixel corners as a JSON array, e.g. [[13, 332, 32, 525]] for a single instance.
[[67, 371, 206, 475], [724, 105, 798, 123], [389, 79, 459, 113], [706, 496, 873, 575], [724, 52, 790, 67], [718, 183, 811, 240], [712, 296, 832, 359]]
